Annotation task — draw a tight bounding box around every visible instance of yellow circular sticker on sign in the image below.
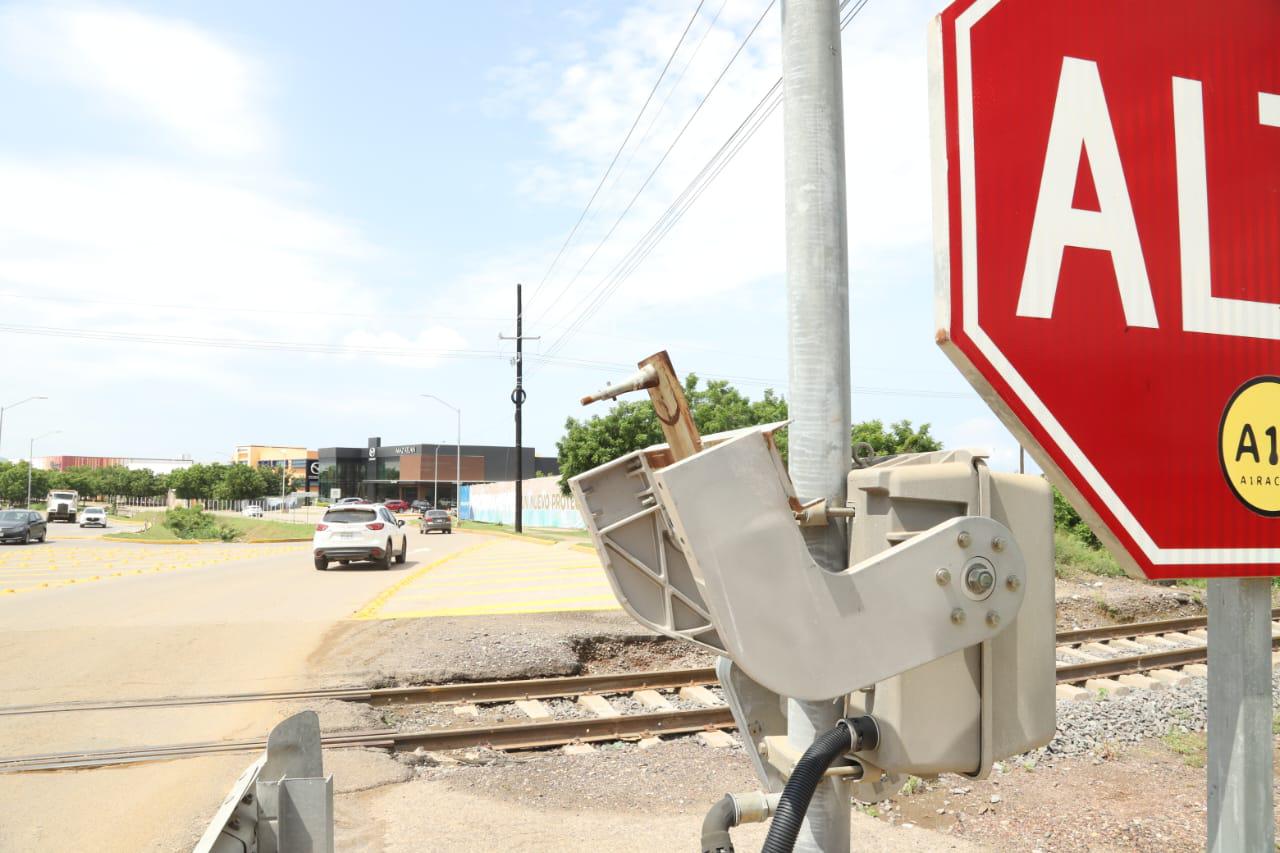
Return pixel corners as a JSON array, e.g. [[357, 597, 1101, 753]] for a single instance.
[[1220, 376, 1280, 517]]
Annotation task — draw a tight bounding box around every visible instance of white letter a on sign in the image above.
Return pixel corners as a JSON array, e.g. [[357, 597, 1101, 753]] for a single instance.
[[1017, 57, 1158, 327]]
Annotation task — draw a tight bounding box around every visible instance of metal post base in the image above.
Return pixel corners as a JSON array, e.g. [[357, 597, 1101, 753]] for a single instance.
[[1207, 577, 1275, 852]]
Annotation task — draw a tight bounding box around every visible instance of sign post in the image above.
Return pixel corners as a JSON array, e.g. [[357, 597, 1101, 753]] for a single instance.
[[930, 1, 1279, 847]]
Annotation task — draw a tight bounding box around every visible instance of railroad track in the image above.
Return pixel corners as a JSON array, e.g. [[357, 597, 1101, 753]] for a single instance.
[[4, 610, 1275, 773]]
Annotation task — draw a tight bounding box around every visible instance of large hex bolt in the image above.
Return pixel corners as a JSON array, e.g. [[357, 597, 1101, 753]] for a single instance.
[[962, 557, 997, 601]]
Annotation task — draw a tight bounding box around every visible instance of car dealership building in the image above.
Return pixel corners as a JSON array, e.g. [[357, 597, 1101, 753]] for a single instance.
[[316, 437, 558, 507]]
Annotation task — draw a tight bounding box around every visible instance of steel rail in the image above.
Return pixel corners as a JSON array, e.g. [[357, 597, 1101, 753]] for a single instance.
[[1055, 609, 1280, 646], [8, 610, 1275, 720], [0, 667, 719, 717], [0, 708, 735, 773], [1055, 636, 1280, 684], [5, 633, 1267, 773]]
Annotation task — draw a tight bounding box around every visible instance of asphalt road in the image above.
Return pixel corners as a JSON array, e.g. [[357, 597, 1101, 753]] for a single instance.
[[0, 524, 476, 851]]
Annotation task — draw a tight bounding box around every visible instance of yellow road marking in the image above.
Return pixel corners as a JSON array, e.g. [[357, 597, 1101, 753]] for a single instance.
[[353, 542, 496, 620]]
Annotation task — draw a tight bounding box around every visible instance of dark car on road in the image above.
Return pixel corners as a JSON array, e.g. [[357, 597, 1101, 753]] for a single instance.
[[0, 510, 46, 544], [419, 509, 452, 534], [410, 499, 432, 512]]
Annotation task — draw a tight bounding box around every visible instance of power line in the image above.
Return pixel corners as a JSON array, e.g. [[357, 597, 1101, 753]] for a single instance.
[[540, 0, 872, 360], [604, 0, 732, 203], [530, 0, 779, 329], [527, 0, 707, 309], [0, 323, 972, 400], [0, 289, 508, 324]]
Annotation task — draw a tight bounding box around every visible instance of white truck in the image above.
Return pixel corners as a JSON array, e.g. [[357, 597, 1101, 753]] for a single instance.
[[45, 490, 78, 523]]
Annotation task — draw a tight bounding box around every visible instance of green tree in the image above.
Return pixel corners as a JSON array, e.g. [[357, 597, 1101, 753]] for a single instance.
[[96, 465, 133, 499], [169, 463, 223, 501], [124, 468, 166, 499], [556, 375, 940, 493], [850, 419, 943, 457], [1052, 486, 1101, 549], [49, 466, 95, 497], [217, 464, 274, 500], [0, 461, 48, 505]]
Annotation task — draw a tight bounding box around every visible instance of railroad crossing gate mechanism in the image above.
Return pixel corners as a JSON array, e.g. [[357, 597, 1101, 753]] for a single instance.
[[572, 354, 1056, 796], [930, 0, 1280, 580]]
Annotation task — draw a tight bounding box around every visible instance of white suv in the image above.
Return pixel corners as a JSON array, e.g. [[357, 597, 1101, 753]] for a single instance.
[[312, 504, 407, 571]]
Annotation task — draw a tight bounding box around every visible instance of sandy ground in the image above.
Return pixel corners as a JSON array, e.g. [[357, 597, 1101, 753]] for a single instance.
[[0, 527, 476, 851], [0, 521, 1262, 852], [332, 742, 986, 852]]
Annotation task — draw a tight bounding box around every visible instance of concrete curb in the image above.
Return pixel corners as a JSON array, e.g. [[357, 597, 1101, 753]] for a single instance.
[[102, 535, 311, 545], [100, 536, 211, 545]]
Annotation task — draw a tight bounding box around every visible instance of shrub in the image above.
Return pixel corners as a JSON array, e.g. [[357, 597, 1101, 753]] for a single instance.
[[1054, 530, 1124, 578], [163, 507, 224, 540]]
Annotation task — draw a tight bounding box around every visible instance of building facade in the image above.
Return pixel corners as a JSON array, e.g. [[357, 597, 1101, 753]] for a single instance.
[[234, 445, 320, 494], [317, 437, 559, 506], [34, 455, 195, 475]]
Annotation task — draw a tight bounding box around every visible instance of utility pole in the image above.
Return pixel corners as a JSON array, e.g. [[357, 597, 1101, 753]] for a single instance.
[[782, 1, 851, 851], [500, 284, 539, 533]]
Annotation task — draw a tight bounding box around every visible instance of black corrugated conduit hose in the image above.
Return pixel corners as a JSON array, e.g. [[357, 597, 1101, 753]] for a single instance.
[[759, 716, 879, 853]]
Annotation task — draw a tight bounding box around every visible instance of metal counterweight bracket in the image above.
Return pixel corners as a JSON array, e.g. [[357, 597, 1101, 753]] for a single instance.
[[652, 428, 1027, 702], [194, 711, 335, 853]]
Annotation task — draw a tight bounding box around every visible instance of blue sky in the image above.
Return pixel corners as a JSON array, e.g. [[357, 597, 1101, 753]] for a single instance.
[[0, 0, 1027, 472]]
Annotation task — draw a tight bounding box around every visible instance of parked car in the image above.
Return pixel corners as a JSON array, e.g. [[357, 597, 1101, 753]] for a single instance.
[[410, 499, 432, 512], [0, 509, 46, 544], [335, 496, 365, 505], [79, 507, 107, 528], [383, 499, 409, 513], [419, 509, 453, 535], [313, 505, 407, 571], [242, 504, 264, 518]]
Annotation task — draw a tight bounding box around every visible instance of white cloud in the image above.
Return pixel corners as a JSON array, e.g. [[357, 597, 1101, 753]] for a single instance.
[[484, 0, 938, 348], [0, 158, 372, 338], [0, 4, 268, 157]]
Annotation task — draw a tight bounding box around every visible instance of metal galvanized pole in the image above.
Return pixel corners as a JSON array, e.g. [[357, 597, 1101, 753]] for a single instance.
[[455, 410, 461, 511], [782, 1, 851, 851], [515, 283, 524, 533], [1207, 578, 1274, 852], [26, 437, 33, 509]]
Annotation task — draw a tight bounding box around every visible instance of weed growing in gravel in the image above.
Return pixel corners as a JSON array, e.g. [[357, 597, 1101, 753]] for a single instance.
[[1163, 731, 1207, 767], [857, 804, 880, 819], [1273, 713, 1280, 735], [1055, 531, 1125, 579], [898, 775, 925, 796]]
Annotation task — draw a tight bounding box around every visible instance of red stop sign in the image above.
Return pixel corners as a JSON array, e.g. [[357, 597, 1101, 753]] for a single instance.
[[931, 0, 1280, 579]]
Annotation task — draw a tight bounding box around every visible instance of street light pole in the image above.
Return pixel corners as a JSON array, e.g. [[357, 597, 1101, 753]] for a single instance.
[[433, 445, 440, 508], [0, 396, 48, 460], [421, 395, 462, 512], [27, 430, 61, 508]]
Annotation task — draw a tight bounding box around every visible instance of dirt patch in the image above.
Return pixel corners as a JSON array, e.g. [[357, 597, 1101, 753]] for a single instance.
[[571, 635, 715, 673], [865, 738, 1280, 852], [307, 611, 708, 688], [1055, 574, 1204, 630]]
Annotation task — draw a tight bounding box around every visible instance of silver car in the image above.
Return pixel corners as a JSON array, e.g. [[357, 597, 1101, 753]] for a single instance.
[[419, 510, 452, 534], [79, 507, 108, 528]]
